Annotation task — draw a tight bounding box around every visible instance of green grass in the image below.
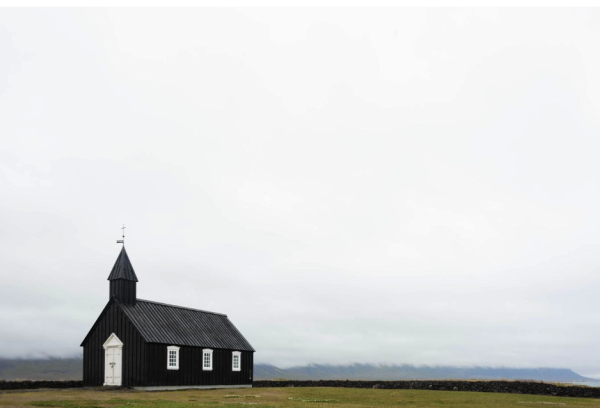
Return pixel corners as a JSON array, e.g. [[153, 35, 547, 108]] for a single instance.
[[0, 387, 599, 408]]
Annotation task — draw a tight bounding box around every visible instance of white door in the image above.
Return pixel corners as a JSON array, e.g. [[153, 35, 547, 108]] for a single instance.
[[104, 347, 122, 386], [103, 333, 124, 386]]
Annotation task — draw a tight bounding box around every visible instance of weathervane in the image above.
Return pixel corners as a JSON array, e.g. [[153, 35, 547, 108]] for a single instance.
[[117, 224, 126, 245]]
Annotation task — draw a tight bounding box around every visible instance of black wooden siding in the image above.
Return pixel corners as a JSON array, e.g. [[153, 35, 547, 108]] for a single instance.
[[145, 345, 253, 387], [82, 300, 147, 387], [82, 299, 254, 387], [109, 280, 136, 305]]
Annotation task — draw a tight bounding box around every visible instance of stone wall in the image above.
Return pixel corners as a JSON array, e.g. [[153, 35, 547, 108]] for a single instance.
[[253, 380, 600, 398], [0, 380, 83, 390]]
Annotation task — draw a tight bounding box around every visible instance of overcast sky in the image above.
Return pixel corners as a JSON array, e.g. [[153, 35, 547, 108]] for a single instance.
[[2, 7, 600, 377]]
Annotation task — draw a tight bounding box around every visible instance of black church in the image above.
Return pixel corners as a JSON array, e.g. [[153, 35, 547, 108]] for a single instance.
[[81, 246, 255, 390]]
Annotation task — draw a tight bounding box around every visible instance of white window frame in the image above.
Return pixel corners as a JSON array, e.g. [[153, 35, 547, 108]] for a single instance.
[[167, 346, 180, 370], [232, 351, 241, 371], [202, 348, 213, 371]]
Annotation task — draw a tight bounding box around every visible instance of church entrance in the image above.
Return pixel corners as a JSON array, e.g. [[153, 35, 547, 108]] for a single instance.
[[103, 333, 123, 386]]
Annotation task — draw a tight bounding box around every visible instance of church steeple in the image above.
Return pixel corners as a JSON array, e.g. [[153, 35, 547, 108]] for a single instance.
[[108, 246, 138, 305]]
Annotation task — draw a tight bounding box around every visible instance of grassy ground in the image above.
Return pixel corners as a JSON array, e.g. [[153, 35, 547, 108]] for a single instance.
[[1, 387, 599, 408]]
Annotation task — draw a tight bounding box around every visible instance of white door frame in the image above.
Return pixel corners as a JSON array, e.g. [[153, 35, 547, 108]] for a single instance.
[[103, 333, 123, 386]]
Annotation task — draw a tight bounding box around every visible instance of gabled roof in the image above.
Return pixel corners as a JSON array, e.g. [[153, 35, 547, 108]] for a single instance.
[[120, 299, 255, 352], [107, 246, 138, 282]]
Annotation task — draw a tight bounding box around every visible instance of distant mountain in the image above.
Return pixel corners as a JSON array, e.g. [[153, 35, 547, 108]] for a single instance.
[[1, 358, 595, 383], [255, 363, 598, 383], [0, 358, 82, 380]]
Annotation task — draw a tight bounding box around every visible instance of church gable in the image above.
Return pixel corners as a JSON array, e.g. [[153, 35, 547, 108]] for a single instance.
[[80, 298, 144, 347], [81, 299, 115, 347]]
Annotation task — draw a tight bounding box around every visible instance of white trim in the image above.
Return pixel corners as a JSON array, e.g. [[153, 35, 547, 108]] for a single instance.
[[134, 384, 252, 391], [167, 346, 180, 370], [102, 333, 124, 349], [232, 351, 241, 371], [202, 348, 213, 371], [103, 334, 123, 386]]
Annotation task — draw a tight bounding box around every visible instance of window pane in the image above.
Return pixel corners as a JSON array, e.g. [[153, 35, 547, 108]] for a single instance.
[[168, 349, 178, 367]]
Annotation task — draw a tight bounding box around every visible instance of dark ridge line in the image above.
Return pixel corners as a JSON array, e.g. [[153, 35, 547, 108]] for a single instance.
[[134, 298, 227, 317]]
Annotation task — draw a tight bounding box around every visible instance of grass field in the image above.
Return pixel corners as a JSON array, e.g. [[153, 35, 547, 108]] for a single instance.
[[1, 387, 599, 408]]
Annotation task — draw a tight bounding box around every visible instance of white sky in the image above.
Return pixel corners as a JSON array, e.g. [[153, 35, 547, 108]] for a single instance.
[[2, 7, 600, 377]]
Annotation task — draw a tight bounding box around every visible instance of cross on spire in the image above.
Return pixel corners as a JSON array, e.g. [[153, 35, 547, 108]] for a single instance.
[[117, 224, 126, 245]]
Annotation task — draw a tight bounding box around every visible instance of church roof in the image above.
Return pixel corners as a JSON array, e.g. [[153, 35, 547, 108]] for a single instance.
[[107, 246, 138, 282], [119, 299, 255, 352]]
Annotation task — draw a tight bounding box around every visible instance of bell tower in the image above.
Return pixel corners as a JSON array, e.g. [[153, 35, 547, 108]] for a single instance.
[[107, 246, 138, 305]]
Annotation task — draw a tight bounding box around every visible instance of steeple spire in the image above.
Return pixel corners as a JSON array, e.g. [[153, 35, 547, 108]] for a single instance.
[[108, 246, 138, 304], [107, 246, 138, 282]]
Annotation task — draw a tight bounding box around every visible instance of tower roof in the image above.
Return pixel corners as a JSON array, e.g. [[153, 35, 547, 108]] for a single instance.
[[107, 246, 138, 282]]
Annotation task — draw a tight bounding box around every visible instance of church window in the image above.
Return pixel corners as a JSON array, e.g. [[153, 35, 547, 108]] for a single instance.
[[167, 346, 179, 370], [232, 351, 241, 371], [203, 349, 213, 371]]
